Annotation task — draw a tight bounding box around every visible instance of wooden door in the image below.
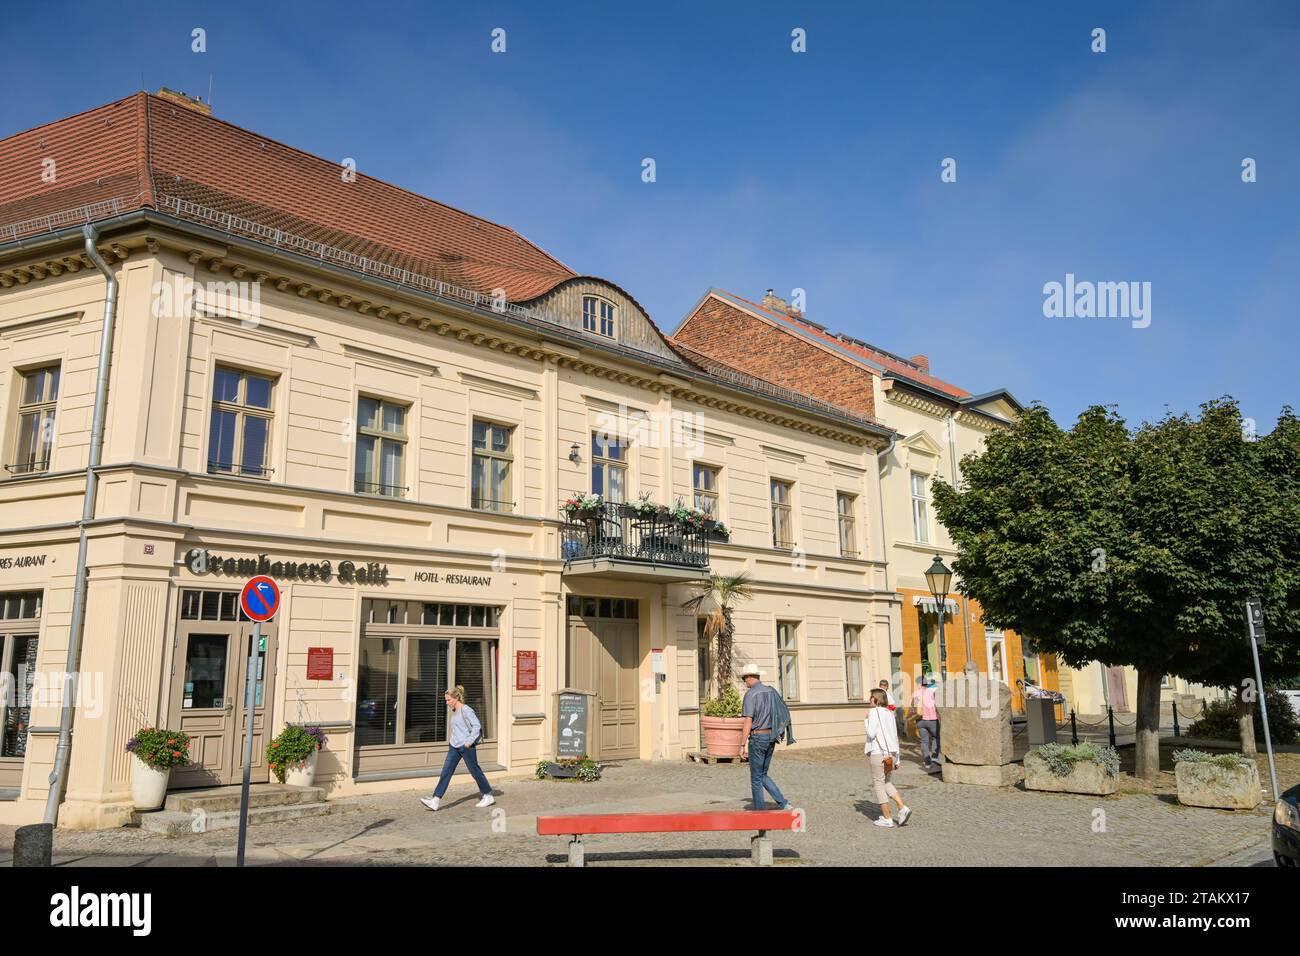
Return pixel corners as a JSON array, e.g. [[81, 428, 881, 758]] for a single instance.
[[1105, 666, 1130, 713], [170, 620, 277, 788], [567, 607, 639, 760]]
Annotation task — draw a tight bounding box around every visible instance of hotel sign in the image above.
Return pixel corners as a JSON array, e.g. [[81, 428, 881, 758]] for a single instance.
[[185, 549, 390, 585], [412, 570, 492, 586]]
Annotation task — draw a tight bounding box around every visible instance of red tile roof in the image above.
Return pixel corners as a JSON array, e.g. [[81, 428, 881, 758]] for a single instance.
[[0, 93, 576, 302], [716, 290, 972, 399]]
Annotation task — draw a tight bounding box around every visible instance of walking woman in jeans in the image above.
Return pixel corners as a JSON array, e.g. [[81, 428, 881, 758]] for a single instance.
[[420, 686, 496, 811], [865, 688, 911, 828]]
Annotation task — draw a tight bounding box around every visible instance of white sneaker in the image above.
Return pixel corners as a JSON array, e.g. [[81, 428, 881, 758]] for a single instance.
[[420, 796, 440, 811], [873, 817, 896, 828], [897, 806, 912, 826], [475, 794, 495, 808]]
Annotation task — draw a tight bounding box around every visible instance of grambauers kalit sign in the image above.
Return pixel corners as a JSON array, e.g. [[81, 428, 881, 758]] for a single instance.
[[185, 548, 389, 585]]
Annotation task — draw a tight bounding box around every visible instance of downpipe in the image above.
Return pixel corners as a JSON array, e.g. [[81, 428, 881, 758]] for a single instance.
[[43, 225, 119, 825], [947, 413, 973, 665]]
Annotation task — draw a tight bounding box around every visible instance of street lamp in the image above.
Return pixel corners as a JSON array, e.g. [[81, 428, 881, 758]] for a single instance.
[[925, 555, 952, 675]]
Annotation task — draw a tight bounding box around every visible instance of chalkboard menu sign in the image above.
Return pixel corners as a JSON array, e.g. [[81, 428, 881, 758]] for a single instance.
[[556, 691, 590, 759]]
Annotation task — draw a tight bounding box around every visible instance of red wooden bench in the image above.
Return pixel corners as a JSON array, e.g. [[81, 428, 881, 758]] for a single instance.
[[536, 809, 800, 866]]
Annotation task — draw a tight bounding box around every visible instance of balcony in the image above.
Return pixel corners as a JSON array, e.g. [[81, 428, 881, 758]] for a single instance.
[[560, 500, 711, 581]]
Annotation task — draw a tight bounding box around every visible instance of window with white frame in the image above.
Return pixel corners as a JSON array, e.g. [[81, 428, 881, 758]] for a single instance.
[[355, 397, 408, 497], [910, 472, 931, 543], [843, 624, 863, 701], [837, 492, 858, 557], [591, 430, 628, 503], [770, 479, 793, 549], [8, 365, 59, 476], [777, 620, 800, 701], [582, 295, 617, 338], [208, 366, 275, 477], [471, 420, 514, 512], [693, 463, 720, 516]]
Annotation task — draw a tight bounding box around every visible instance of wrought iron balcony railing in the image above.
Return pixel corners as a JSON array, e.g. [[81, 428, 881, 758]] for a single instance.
[[560, 501, 710, 571]]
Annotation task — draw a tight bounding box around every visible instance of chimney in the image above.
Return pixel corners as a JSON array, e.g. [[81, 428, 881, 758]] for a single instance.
[[910, 354, 930, 372], [156, 87, 212, 116], [762, 288, 789, 315]]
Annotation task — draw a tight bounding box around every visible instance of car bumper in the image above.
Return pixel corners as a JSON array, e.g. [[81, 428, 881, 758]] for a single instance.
[[1273, 822, 1300, 867]]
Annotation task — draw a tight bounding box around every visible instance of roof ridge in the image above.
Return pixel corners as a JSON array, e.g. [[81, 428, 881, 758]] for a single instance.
[[135, 92, 156, 208]]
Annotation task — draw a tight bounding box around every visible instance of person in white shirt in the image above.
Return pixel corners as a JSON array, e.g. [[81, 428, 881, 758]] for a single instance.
[[865, 687, 911, 828], [878, 679, 897, 710]]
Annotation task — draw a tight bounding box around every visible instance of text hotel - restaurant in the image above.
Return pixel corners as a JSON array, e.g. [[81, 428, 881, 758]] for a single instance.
[[0, 92, 1060, 828]]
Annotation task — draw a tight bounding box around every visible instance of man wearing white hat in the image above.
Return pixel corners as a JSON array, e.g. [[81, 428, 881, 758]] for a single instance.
[[739, 662, 792, 811]]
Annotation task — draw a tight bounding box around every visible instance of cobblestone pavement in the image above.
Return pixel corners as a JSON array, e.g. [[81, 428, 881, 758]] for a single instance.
[[0, 744, 1276, 867]]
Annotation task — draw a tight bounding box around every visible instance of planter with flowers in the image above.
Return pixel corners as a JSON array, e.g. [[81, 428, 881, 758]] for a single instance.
[[267, 725, 328, 787], [562, 493, 606, 523], [534, 756, 602, 782], [1024, 741, 1119, 795], [624, 493, 661, 521], [1173, 748, 1260, 810], [125, 728, 192, 810], [700, 684, 747, 758]]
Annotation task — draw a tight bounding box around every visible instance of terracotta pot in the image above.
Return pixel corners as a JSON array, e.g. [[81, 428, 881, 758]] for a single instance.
[[284, 750, 318, 787], [700, 716, 747, 757], [130, 755, 170, 811]]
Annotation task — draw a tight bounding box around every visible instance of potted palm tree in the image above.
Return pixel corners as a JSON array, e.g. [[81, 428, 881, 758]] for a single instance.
[[682, 573, 753, 757]]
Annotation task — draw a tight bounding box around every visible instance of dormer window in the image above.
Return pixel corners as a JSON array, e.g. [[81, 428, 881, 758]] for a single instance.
[[582, 295, 617, 338]]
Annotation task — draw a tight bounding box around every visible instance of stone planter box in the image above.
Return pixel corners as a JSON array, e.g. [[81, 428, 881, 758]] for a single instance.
[[1175, 760, 1261, 810], [1023, 752, 1117, 795]]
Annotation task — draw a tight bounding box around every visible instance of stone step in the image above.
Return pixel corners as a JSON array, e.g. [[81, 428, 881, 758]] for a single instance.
[[163, 784, 325, 815], [135, 799, 332, 836]]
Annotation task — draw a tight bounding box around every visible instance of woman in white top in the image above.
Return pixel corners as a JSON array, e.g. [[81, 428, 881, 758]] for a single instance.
[[865, 688, 911, 828]]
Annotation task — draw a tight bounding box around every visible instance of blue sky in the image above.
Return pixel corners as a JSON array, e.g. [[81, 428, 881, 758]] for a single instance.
[[4, 1, 1296, 429]]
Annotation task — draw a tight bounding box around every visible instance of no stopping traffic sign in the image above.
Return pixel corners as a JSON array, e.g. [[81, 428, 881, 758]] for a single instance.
[[240, 575, 281, 622]]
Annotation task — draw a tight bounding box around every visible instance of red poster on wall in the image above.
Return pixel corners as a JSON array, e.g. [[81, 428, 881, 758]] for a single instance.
[[307, 647, 333, 681], [516, 650, 537, 690]]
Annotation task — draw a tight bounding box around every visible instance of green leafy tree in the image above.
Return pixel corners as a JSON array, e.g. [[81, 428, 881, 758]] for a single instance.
[[932, 399, 1300, 779]]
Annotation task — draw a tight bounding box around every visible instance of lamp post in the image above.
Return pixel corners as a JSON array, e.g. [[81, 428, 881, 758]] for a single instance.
[[925, 555, 953, 675]]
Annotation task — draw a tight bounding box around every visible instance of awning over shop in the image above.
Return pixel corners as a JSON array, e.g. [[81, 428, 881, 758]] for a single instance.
[[912, 595, 959, 614]]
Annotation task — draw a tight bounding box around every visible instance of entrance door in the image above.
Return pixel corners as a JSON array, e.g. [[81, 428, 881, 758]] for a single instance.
[[1105, 666, 1130, 713], [566, 597, 639, 760], [169, 615, 277, 789]]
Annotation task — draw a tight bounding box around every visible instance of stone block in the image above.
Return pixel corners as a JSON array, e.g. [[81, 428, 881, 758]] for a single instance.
[[1175, 760, 1262, 810], [941, 761, 1019, 787], [937, 678, 1013, 766], [751, 835, 773, 866], [1023, 752, 1117, 795], [13, 824, 53, 867]]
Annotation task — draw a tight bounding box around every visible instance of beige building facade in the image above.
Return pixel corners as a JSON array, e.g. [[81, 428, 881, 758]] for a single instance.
[[0, 98, 908, 827]]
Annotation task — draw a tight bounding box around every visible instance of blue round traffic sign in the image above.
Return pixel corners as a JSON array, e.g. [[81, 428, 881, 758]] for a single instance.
[[240, 575, 280, 622]]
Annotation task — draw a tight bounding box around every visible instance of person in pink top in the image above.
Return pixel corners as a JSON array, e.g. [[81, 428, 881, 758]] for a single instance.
[[910, 674, 941, 771]]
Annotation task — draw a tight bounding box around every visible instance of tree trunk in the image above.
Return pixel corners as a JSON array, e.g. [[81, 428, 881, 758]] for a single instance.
[[716, 608, 734, 688], [1235, 686, 1258, 757], [1134, 669, 1164, 780]]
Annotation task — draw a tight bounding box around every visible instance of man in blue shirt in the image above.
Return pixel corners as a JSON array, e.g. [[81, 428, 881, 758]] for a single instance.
[[739, 663, 791, 811]]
